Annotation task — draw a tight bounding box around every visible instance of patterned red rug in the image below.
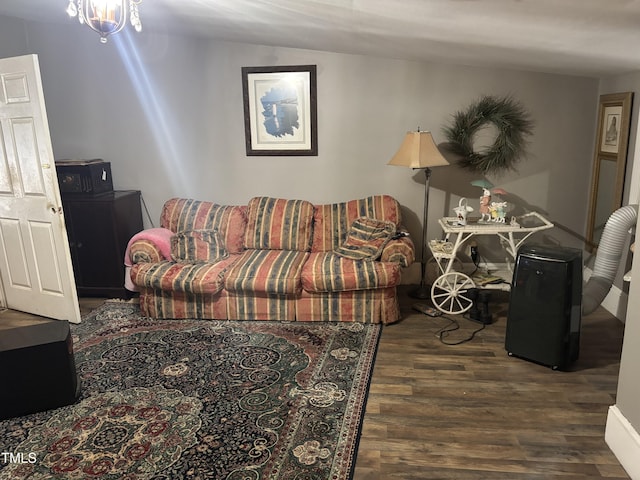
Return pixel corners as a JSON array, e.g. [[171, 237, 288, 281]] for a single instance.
[[0, 302, 380, 479]]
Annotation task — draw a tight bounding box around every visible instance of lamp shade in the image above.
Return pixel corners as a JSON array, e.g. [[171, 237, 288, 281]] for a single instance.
[[388, 131, 449, 168]]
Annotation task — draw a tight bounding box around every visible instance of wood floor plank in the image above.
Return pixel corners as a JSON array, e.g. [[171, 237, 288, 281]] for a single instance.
[[353, 286, 630, 479]]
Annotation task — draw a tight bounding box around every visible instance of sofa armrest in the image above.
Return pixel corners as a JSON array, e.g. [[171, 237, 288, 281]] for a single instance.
[[129, 239, 165, 264], [380, 230, 415, 267], [125, 227, 174, 265]]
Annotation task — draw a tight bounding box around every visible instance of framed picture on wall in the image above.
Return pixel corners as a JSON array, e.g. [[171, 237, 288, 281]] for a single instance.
[[586, 91, 634, 251], [242, 65, 317, 156], [600, 105, 623, 154], [597, 92, 632, 156]]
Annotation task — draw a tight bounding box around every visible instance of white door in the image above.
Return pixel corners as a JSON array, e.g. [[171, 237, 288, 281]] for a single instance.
[[0, 54, 81, 324]]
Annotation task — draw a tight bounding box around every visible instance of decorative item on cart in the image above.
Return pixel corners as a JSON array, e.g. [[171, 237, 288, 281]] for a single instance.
[[490, 201, 509, 223], [471, 180, 508, 223], [479, 188, 492, 221], [443, 95, 534, 175], [453, 197, 474, 226]]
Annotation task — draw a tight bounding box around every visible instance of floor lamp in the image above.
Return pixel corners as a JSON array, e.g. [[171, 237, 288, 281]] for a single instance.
[[388, 130, 449, 299]]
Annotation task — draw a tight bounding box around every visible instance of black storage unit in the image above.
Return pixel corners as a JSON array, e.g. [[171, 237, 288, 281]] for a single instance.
[[62, 190, 143, 298], [505, 244, 582, 370], [0, 320, 80, 420]]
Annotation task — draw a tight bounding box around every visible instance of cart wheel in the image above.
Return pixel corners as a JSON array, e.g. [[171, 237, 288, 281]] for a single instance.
[[431, 272, 476, 314]]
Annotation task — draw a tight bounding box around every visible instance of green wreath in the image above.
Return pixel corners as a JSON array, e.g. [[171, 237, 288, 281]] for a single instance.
[[443, 95, 534, 175]]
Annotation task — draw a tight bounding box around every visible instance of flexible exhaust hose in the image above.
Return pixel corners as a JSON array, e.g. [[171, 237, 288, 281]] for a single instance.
[[582, 204, 638, 315]]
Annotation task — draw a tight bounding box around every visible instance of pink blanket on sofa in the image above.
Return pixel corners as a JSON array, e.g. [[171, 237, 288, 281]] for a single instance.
[[124, 227, 173, 291]]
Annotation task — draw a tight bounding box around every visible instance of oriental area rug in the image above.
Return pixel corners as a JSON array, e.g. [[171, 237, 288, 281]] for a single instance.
[[0, 301, 381, 480]]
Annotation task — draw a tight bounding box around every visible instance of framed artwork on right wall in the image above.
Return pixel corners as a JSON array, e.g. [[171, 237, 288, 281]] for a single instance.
[[586, 91, 634, 251]]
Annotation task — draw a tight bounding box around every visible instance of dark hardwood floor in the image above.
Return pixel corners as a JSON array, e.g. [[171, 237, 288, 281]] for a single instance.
[[353, 286, 629, 479], [0, 289, 629, 479]]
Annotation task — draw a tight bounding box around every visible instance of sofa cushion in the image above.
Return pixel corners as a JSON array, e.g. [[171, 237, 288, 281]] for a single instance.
[[312, 195, 402, 252], [171, 229, 228, 264], [131, 255, 238, 294], [160, 198, 247, 254], [244, 197, 314, 251], [301, 252, 401, 293], [224, 249, 308, 295], [334, 217, 396, 260]]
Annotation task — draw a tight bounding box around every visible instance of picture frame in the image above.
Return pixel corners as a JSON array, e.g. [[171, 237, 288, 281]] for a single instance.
[[242, 65, 317, 156], [586, 91, 634, 251], [600, 105, 623, 154], [596, 92, 632, 156]]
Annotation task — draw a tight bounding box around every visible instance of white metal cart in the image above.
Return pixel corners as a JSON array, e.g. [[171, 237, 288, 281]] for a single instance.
[[428, 212, 554, 314]]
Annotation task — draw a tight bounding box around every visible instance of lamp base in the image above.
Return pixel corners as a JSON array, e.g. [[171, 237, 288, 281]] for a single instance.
[[409, 284, 432, 300]]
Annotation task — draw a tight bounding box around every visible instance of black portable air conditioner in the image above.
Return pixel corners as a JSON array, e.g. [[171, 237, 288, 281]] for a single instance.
[[505, 244, 582, 370]]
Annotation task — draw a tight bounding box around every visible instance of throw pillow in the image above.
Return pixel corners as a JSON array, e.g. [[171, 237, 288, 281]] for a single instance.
[[334, 217, 396, 260], [171, 229, 228, 264]]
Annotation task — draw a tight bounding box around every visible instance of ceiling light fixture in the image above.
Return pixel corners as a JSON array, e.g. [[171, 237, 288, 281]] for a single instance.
[[66, 0, 142, 44]]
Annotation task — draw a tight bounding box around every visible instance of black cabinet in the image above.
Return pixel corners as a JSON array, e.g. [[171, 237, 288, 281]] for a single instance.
[[62, 190, 143, 298]]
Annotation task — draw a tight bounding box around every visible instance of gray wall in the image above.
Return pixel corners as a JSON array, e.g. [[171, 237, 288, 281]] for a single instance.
[[0, 14, 599, 284], [618, 238, 640, 446], [600, 73, 640, 445]]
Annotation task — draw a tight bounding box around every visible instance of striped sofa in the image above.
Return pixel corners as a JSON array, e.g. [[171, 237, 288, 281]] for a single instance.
[[128, 195, 414, 324]]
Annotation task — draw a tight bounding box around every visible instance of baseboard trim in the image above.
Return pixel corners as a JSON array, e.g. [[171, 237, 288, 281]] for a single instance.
[[602, 284, 628, 323], [605, 405, 640, 479]]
